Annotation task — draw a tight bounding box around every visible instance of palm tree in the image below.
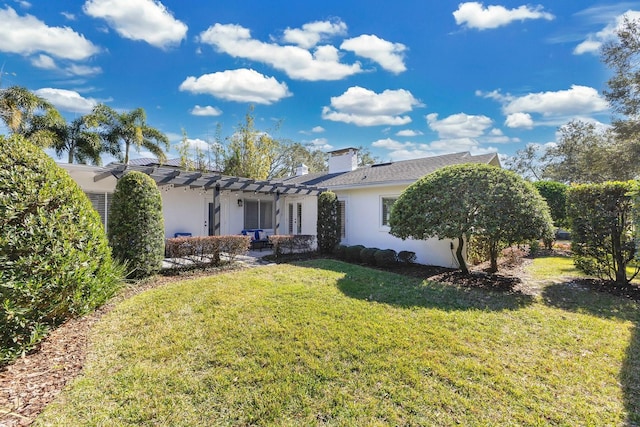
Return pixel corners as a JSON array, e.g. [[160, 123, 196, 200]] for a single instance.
[[93, 104, 169, 164], [50, 115, 104, 165], [0, 86, 63, 143]]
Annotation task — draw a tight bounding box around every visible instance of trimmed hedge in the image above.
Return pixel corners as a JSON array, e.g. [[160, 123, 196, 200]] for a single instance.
[[360, 247, 379, 265], [333, 244, 347, 260], [345, 245, 365, 262], [165, 235, 250, 266], [398, 250, 417, 264], [270, 235, 315, 257], [375, 249, 398, 268], [108, 171, 165, 279], [0, 135, 123, 363]]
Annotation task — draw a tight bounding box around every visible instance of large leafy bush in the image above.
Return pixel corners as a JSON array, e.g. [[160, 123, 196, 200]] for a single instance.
[[390, 164, 554, 274], [108, 171, 165, 278], [0, 135, 122, 363], [567, 181, 639, 284]]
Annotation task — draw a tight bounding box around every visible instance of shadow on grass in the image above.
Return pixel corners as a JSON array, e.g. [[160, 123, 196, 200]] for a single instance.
[[542, 281, 640, 424], [300, 259, 534, 312]]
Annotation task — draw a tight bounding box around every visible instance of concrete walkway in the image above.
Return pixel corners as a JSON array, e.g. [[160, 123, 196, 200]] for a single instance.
[[162, 249, 275, 270]]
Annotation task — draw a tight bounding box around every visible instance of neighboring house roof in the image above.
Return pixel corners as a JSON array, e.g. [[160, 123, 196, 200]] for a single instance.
[[125, 158, 220, 173], [279, 151, 500, 189]]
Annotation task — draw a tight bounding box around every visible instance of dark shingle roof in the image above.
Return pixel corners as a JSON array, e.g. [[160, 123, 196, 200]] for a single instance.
[[281, 152, 499, 188]]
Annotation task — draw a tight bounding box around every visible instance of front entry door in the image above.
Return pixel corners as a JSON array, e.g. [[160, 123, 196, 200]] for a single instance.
[[288, 202, 302, 234]]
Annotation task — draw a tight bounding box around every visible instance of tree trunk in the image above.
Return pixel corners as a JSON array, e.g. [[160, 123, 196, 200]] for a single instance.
[[612, 224, 628, 285], [488, 240, 499, 273], [456, 236, 469, 275]]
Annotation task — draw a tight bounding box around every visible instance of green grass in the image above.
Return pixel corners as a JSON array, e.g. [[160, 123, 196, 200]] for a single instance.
[[528, 256, 586, 280], [37, 260, 640, 426], [529, 255, 639, 283]]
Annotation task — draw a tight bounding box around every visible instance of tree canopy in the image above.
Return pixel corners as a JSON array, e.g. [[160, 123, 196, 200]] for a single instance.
[[93, 104, 169, 165], [0, 85, 64, 147], [389, 164, 553, 274]]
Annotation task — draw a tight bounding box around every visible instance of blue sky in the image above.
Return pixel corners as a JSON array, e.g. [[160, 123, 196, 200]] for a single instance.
[[1, 0, 638, 164]]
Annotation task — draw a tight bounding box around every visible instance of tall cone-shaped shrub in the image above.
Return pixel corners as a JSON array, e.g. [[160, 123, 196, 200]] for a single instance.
[[108, 171, 165, 278]]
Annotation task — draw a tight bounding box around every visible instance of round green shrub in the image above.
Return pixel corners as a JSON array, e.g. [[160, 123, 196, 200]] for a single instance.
[[108, 171, 165, 279], [375, 249, 398, 268], [345, 244, 365, 262], [0, 135, 123, 362], [398, 250, 417, 264], [360, 247, 379, 265], [333, 244, 347, 260]]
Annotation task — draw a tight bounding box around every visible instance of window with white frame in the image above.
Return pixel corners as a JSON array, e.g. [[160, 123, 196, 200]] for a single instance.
[[244, 199, 274, 229], [381, 197, 397, 227], [338, 200, 346, 239]]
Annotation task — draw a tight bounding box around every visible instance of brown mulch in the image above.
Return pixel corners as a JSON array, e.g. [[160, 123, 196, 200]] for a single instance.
[[0, 265, 249, 427], [1, 251, 635, 426]]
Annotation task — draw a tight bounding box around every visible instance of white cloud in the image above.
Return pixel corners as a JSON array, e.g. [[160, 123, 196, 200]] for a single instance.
[[426, 112, 493, 139], [14, 0, 31, 8], [372, 138, 415, 151], [185, 138, 209, 151], [453, 2, 554, 30], [574, 10, 640, 55], [396, 129, 423, 137], [0, 6, 99, 60], [340, 34, 407, 73], [372, 136, 497, 161], [190, 105, 223, 116], [66, 64, 102, 76], [322, 86, 421, 126], [480, 85, 610, 127], [502, 85, 609, 116], [307, 137, 333, 151], [179, 68, 291, 105], [83, 0, 187, 49], [61, 11, 76, 20], [505, 112, 533, 128], [198, 23, 362, 81], [34, 88, 98, 113], [31, 54, 56, 69], [282, 19, 347, 49], [311, 126, 325, 133]]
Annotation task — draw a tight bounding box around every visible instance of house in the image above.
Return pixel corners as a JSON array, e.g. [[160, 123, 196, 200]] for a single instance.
[[62, 149, 499, 268], [61, 161, 322, 241], [278, 148, 500, 268]]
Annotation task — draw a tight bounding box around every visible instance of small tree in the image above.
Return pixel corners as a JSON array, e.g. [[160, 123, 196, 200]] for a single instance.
[[533, 181, 568, 229], [567, 181, 639, 285], [389, 164, 553, 274], [317, 191, 340, 254], [108, 171, 165, 278]]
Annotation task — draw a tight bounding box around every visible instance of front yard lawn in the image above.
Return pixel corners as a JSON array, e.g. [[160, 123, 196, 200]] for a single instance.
[[37, 259, 640, 426]]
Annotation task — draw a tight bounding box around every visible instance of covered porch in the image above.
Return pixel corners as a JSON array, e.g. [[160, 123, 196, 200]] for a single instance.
[[93, 163, 324, 240]]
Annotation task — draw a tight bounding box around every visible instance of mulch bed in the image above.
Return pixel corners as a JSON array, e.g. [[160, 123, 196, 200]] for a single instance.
[[1, 252, 637, 426]]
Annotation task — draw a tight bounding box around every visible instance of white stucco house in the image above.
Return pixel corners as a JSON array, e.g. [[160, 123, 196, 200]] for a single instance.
[[278, 148, 501, 267], [61, 148, 499, 268], [61, 160, 322, 242]]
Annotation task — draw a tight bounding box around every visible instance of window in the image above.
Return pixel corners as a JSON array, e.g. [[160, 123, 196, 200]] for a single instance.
[[338, 200, 346, 239], [85, 192, 112, 231], [244, 199, 274, 229], [381, 197, 397, 227]]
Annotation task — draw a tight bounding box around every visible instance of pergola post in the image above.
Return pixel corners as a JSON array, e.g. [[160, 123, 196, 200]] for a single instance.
[[274, 191, 281, 235]]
